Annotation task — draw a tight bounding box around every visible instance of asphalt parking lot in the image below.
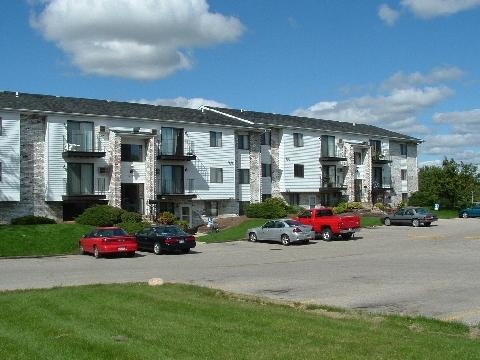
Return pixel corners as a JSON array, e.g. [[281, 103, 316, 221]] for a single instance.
[[1, 218, 480, 326]]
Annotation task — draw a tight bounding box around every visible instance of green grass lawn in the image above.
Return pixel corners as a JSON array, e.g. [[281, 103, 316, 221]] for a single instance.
[[199, 218, 266, 243], [0, 223, 92, 257], [0, 283, 478, 360]]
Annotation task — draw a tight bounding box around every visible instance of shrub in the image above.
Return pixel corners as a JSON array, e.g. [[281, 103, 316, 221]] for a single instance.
[[116, 221, 151, 235], [11, 215, 56, 225], [121, 211, 143, 223], [332, 202, 347, 214], [245, 197, 288, 219], [75, 205, 124, 226], [157, 212, 177, 225], [175, 220, 189, 232], [346, 202, 363, 210]]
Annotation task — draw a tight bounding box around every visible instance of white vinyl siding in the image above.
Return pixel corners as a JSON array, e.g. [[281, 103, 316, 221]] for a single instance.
[[0, 112, 20, 201], [45, 119, 67, 201]]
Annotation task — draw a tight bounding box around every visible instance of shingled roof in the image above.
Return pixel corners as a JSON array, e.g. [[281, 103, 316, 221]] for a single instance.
[[0, 91, 421, 142], [209, 107, 422, 143]]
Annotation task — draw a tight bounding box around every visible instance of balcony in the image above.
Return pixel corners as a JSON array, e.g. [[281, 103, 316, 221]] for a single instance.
[[319, 147, 347, 162], [157, 139, 196, 161], [155, 178, 196, 201], [371, 151, 392, 164], [63, 133, 106, 158], [372, 177, 393, 192], [62, 178, 108, 202], [319, 179, 347, 193]]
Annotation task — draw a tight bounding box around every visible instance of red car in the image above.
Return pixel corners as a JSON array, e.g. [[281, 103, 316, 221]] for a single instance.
[[79, 227, 137, 258]]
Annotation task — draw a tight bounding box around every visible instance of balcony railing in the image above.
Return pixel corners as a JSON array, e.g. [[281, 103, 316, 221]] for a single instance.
[[372, 177, 393, 190], [63, 133, 106, 157], [319, 147, 347, 161], [62, 178, 107, 200], [372, 151, 392, 163], [157, 139, 196, 160]]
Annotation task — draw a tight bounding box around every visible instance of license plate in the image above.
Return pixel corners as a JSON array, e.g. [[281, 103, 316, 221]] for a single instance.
[[118, 247, 127, 251]]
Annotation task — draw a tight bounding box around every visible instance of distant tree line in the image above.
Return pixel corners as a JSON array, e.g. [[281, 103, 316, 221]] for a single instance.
[[408, 158, 480, 209]]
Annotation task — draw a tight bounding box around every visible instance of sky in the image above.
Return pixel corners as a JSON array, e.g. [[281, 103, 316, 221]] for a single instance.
[[1, 0, 480, 167]]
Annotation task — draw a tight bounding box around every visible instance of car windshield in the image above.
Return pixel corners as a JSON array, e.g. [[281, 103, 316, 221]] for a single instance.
[[155, 226, 186, 236], [285, 219, 302, 227]]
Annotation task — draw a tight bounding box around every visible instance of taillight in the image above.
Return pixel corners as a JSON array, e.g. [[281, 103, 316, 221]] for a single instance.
[[164, 237, 178, 245]]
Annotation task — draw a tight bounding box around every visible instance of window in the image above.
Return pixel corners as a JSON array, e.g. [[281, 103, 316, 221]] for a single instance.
[[370, 140, 381, 154], [67, 163, 93, 195], [354, 152, 362, 165], [294, 164, 304, 178], [321, 135, 336, 157], [210, 168, 223, 183], [67, 121, 93, 151], [205, 201, 218, 217], [288, 193, 300, 205], [401, 169, 407, 181], [400, 143, 407, 156], [262, 163, 271, 177], [261, 132, 271, 145], [293, 133, 304, 147], [210, 131, 222, 147], [238, 169, 250, 184], [237, 134, 249, 150], [161, 127, 184, 155], [121, 144, 143, 162], [322, 165, 336, 186], [161, 165, 184, 194], [0, 162, 2, 181], [402, 193, 408, 202], [0, 117, 2, 136]]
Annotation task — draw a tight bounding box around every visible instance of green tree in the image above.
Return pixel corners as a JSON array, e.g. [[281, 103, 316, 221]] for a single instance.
[[409, 158, 480, 209]]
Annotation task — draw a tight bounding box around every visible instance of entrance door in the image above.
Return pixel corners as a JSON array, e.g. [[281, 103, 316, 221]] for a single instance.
[[121, 183, 144, 213], [180, 205, 191, 227]]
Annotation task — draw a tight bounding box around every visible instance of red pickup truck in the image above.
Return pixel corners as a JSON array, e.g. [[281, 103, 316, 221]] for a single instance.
[[296, 207, 360, 241]]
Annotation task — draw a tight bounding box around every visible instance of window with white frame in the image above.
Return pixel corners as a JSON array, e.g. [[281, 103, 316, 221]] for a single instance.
[[121, 144, 143, 162], [210, 168, 223, 183], [262, 163, 271, 177], [238, 169, 250, 184], [261, 132, 271, 145], [401, 169, 407, 181], [294, 164, 304, 178], [293, 133, 304, 147], [237, 134, 249, 150], [210, 131, 222, 147], [400, 143, 407, 156], [321, 135, 336, 157]]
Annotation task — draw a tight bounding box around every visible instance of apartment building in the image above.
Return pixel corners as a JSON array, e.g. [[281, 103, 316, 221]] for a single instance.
[[0, 91, 421, 226]]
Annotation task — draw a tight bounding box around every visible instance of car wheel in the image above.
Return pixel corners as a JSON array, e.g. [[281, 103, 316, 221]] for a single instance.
[[412, 219, 420, 227], [79, 244, 85, 255], [281, 234, 290, 246], [462, 212, 468, 218], [153, 242, 162, 255], [321, 228, 333, 241], [384, 217, 391, 226], [248, 232, 257, 242], [93, 246, 100, 259], [181, 248, 190, 254]]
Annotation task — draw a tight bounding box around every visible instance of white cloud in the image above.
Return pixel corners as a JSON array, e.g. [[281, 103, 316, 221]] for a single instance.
[[30, 0, 245, 80], [291, 66, 480, 165], [401, 0, 480, 19], [292, 86, 452, 134], [382, 66, 464, 90], [378, 4, 400, 26], [132, 96, 227, 109]]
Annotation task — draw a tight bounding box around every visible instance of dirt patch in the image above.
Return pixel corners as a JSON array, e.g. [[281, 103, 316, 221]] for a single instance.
[[197, 215, 248, 233]]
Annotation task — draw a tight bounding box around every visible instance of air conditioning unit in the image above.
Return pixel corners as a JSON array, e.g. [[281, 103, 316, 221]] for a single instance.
[[99, 125, 107, 132], [151, 129, 158, 135]]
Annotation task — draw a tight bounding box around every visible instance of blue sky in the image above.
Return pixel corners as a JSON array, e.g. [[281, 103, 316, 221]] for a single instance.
[[1, 0, 480, 166]]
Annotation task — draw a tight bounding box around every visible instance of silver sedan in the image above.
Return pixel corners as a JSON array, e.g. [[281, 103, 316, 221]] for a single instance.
[[247, 219, 315, 246]]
